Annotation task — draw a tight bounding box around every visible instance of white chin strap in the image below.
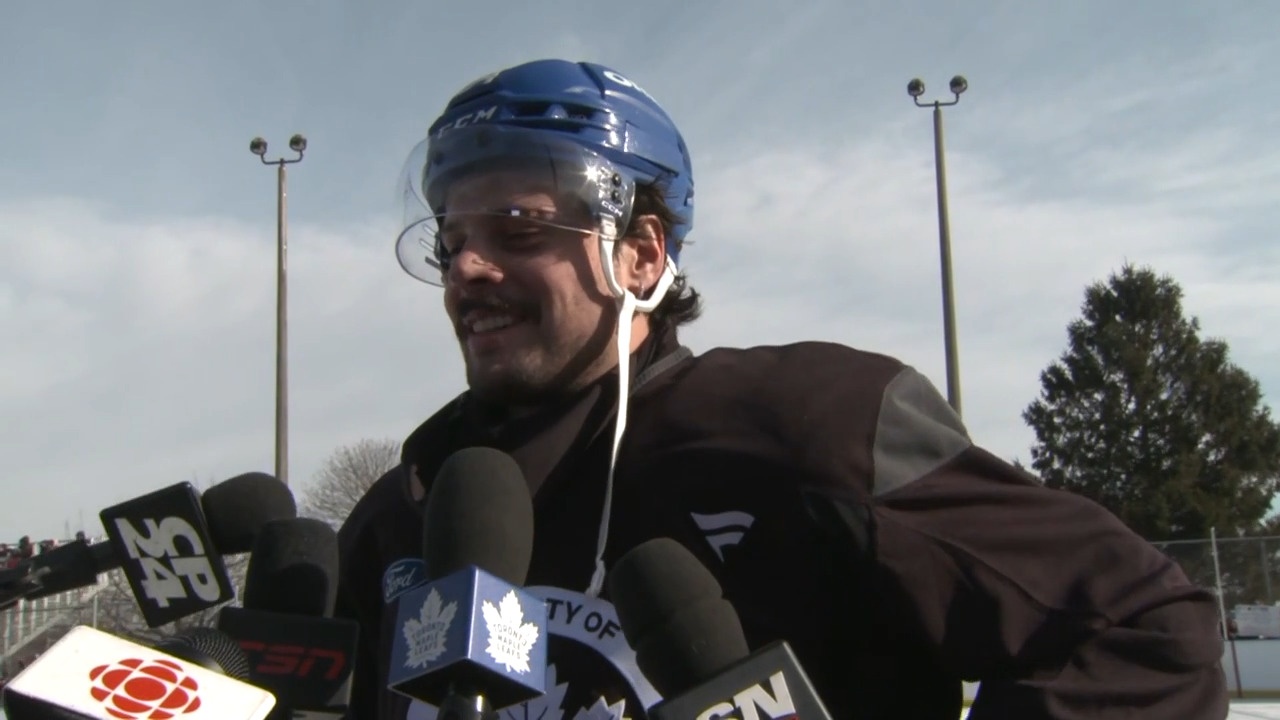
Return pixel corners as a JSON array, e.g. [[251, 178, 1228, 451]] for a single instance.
[[584, 236, 677, 598]]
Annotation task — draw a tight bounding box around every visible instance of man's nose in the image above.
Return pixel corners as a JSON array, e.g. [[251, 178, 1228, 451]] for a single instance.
[[447, 241, 504, 285]]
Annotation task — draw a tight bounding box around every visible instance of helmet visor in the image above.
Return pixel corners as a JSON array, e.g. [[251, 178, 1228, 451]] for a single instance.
[[396, 124, 637, 286]]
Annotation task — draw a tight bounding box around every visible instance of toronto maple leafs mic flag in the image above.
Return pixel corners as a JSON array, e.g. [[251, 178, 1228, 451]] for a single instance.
[[388, 447, 548, 714], [216, 517, 359, 720], [2, 625, 276, 720], [608, 538, 834, 720]]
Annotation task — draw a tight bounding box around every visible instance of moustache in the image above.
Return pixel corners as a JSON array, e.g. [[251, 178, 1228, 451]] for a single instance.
[[454, 295, 538, 320]]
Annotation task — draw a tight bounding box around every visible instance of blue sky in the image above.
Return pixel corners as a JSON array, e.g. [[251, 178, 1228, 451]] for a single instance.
[[2, 0, 1278, 541]]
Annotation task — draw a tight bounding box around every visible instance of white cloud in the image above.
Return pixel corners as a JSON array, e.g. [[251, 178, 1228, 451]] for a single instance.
[[680, 120, 1280, 467], [0, 202, 461, 539], [4, 52, 1279, 542]]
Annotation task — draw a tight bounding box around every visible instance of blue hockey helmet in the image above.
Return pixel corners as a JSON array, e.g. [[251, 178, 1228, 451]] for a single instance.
[[395, 59, 694, 307]]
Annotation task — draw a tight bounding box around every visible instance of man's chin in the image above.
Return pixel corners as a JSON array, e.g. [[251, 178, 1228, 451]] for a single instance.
[[465, 363, 548, 406]]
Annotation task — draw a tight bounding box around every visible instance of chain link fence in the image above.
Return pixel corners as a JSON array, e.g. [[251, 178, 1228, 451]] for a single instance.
[[1152, 530, 1280, 698], [1152, 532, 1280, 618]]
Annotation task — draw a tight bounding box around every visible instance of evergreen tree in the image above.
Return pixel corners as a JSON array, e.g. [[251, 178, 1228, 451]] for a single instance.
[[1023, 263, 1280, 541]]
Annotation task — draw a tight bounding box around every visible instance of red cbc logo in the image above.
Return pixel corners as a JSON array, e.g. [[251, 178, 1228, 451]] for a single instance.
[[88, 657, 202, 719]]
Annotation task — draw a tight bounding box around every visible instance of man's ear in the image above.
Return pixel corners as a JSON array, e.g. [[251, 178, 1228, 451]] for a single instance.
[[615, 215, 667, 297]]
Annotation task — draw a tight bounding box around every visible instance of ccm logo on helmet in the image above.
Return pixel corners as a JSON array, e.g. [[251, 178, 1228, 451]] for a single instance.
[[434, 105, 498, 137], [600, 69, 658, 103]]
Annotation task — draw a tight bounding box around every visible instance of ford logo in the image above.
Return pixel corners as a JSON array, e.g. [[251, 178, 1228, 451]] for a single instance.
[[383, 558, 427, 604]]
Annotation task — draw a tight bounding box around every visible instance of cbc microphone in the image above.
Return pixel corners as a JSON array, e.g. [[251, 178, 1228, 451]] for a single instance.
[[1, 625, 276, 720], [608, 538, 833, 720], [386, 447, 548, 718], [217, 517, 359, 720], [99, 472, 297, 628]]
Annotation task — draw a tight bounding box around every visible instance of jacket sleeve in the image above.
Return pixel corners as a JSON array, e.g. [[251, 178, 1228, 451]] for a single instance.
[[334, 466, 402, 720], [805, 365, 1229, 719]]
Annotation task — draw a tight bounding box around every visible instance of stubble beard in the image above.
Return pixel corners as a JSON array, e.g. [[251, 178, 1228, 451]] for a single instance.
[[462, 318, 619, 409]]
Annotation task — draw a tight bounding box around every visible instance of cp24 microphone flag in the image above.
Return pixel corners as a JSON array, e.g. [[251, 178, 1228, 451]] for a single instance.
[[100, 473, 296, 628]]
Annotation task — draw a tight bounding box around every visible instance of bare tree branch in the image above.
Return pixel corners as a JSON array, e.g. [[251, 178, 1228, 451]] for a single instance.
[[92, 554, 250, 645], [299, 437, 401, 528]]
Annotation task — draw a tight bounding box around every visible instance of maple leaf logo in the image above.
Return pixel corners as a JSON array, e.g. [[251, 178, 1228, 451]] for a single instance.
[[402, 588, 458, 669], [482, 590, 540, 674], [571, 696, 630, 720]]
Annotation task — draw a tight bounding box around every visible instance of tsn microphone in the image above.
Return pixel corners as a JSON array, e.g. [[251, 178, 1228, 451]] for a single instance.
[[387, 447, 549, 718], [1, 625, 276, 720], [217, 517, 359, 720], [100, 472, 297, 628], [608, 538, 833, 720]]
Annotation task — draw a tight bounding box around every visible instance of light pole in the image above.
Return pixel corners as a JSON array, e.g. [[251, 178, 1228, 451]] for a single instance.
[[907, 75, 967, 418], [249, 133, 307, 487]]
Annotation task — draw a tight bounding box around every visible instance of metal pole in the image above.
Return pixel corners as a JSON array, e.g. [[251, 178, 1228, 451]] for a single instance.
[[1211, 527, 1245, 699], [1211, 527, 1229, 637], [275, 162, 289, 488], [249, 135, 306, 487], [931, 105, 961, 417], [908, 76, 967, 418], [1261, 538, 1273, 603]]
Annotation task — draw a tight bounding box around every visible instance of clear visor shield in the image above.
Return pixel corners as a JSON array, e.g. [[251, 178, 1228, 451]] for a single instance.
[[395, 124, 637, 286]]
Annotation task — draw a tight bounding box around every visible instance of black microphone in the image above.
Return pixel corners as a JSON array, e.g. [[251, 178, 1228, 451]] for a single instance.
[[99, 472, 297, 628], [200, 473, 300, 555], [2, 625, 277, 719], [0, 539, 118, 608], [216, 517, 359, 720], [0, 473, 296, 615], [386, 447, 548, 719], [608, 538, 834, 720], [155, 626, 254, 680]]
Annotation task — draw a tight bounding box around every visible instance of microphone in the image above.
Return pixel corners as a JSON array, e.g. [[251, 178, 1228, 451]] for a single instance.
[[1, 625, 276, 720], [0, 473, 295, 614], [0, 539, 118, 607], [608, 538, 834, 720], [387, 447, 548, 718], [155, 627, 253, 679], [217, 517, 359, 720], [100, 472, 296, 628]]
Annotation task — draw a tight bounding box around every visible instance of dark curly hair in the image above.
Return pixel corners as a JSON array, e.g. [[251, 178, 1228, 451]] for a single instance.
[[624, 182, 703, 330]]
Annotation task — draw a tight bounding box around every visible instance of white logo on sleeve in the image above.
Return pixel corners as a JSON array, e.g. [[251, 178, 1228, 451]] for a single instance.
[[690, 511, 756, 561]]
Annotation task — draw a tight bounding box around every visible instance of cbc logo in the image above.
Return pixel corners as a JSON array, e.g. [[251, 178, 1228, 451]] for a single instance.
[[89, 657, 203, 719]]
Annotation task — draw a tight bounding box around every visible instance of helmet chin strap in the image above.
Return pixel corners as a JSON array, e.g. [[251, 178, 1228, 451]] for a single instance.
[[585, 236, 676, 598]]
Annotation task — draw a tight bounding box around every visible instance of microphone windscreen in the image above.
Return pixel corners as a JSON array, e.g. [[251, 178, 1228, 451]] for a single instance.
[[421, 447, 534, 586], [608, 537, 728, 643], [201, 473, 297, 554], [154, 627, 252, 680], [242, 517, 339, 617], [607, 538, 751, 696]]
